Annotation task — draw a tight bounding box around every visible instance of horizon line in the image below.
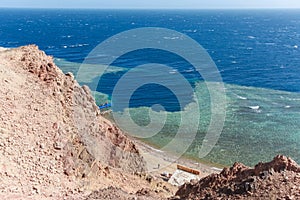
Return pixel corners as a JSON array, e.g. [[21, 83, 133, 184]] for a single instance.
[[1, 7, 300, 10]]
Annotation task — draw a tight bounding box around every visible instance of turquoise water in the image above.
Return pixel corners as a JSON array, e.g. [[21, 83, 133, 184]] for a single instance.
[[127, 82, 300, 166], [56, 58, 300, 166]]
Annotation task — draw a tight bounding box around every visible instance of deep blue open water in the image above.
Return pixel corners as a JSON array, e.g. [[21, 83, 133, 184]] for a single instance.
[[1, 8, 300, 166]]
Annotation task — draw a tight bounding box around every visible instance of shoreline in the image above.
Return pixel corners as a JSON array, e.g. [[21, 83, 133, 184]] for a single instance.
[[102, 112, 224, 178], [133, 138, 223, 179]]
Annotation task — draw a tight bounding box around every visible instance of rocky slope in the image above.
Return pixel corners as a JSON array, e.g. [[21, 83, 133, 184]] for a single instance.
[[0, 45, 175, 199], [174, 155, 300, 200]]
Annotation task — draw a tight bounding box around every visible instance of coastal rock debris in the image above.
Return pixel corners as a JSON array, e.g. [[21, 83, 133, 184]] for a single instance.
[[175, 155, 300, 200]]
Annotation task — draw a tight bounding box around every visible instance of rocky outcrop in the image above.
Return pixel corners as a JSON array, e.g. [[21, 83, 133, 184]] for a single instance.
[[0, 45, 147, 199], [174, 155, 300, 199], [17, 45, 146, 174], [86, 186, 160, 200]]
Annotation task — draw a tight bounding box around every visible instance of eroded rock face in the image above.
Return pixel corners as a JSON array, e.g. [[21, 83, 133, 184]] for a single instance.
[[0, 45, 146, 198], [175, 155, 300, 200], [17, 45, 146, 174]]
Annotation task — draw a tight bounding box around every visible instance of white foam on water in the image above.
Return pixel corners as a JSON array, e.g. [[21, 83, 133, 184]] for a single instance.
[[169, 69, 178, 74], [248, 35, 256, 39], [237, 95, 247, 100], [163, 36, 180, 40]]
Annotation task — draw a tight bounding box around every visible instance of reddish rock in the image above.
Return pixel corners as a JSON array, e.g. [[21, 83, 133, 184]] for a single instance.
[[0, 45, 148, 199], [175, 155, 300, 200]]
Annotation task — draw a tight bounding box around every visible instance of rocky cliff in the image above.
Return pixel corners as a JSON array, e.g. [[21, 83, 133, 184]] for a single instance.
[[0, 45, 152, 199]]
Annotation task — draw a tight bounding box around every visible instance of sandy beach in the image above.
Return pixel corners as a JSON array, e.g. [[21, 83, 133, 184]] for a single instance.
[[133, 139, 222, 179]]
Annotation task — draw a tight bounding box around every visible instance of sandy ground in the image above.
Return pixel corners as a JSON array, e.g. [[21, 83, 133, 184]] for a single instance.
[[134, 139, 222, 179]]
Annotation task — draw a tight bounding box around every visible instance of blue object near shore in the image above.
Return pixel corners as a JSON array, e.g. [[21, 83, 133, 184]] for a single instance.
[[99, 103, 111, 109]]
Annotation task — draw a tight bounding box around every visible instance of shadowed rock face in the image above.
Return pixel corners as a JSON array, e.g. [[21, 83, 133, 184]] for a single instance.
[[0, 45, 147, 198], [174, 155, 300, 200]]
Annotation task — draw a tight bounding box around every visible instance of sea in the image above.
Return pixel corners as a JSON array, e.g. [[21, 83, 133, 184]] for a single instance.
[[1, 8, 300, 166]]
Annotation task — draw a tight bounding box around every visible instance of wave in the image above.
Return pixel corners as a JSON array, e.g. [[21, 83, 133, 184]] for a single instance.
[[237, 95, 247, 100], [182, 29, 197, 33], [247, 35, 256, 39], [248, 105, 260, 110], [61, 35, 72, 38], [61, 44, 90, 49], [163, 36, 180, 40], [169, 69, 178, 74], [264, 42, 276, 46], [283, 44, 298, 49], [183, 69, 194, 73]]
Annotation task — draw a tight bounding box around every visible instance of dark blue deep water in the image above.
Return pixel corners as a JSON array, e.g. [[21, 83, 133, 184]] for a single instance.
[[1, 8, 300, 166]]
